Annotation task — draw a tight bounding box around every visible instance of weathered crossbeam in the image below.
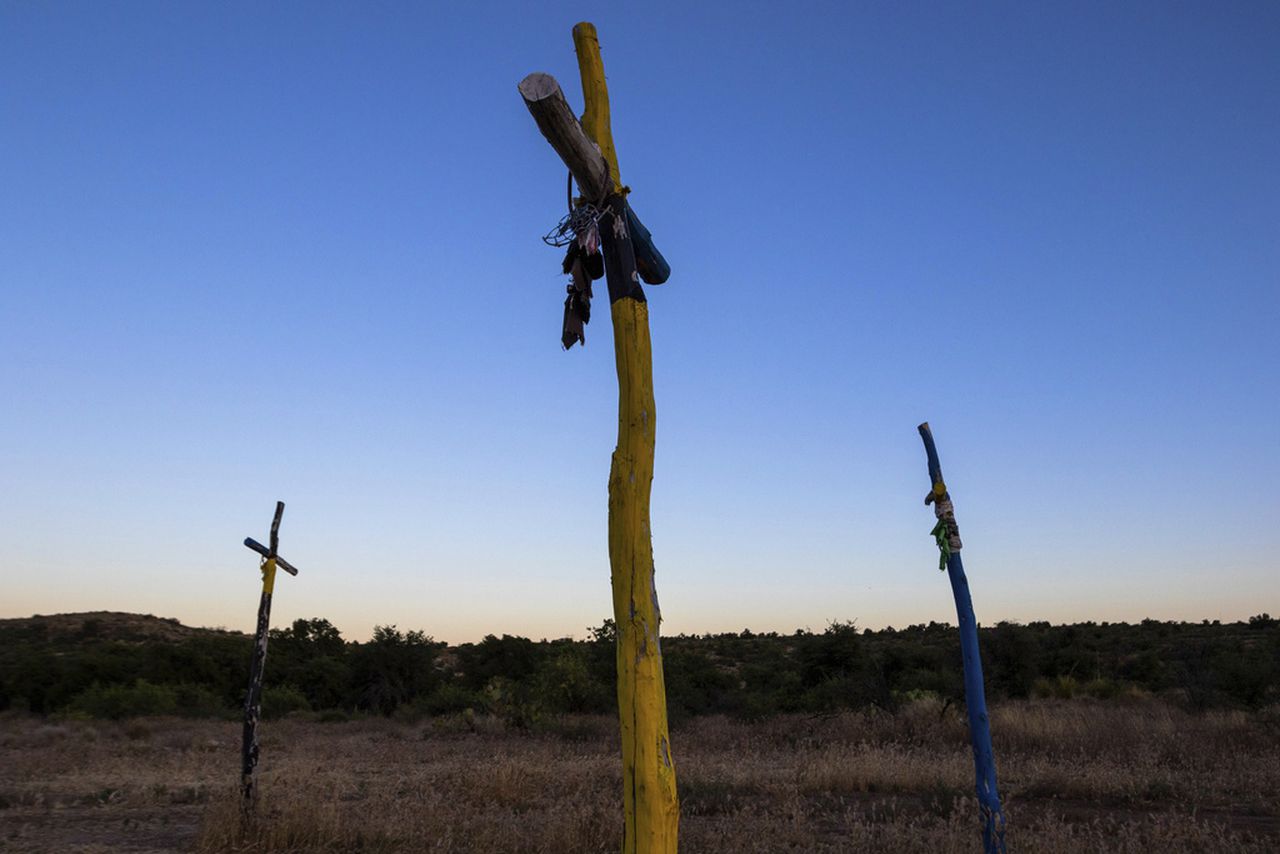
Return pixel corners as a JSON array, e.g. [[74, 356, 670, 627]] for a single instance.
[[242, 537, 299, 576], [519, 71, 670, 288], [519, 72, 612, 204]]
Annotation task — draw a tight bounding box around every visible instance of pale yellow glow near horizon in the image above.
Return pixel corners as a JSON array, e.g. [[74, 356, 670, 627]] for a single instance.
[[3, 585, 1270, 646]]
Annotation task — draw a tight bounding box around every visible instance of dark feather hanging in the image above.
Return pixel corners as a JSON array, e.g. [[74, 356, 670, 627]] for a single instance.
[[560, 239, 603, 349]]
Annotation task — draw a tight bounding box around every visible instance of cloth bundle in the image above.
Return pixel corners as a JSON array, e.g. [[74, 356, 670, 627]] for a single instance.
[[560, 220, 604, 349]]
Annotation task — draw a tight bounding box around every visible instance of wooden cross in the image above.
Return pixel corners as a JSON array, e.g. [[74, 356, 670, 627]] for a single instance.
[[239, 500, 299, 810], [519, 23, 679, 854]]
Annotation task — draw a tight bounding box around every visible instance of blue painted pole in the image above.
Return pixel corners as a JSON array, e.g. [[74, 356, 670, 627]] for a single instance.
[[918, 422, 1006, 853]]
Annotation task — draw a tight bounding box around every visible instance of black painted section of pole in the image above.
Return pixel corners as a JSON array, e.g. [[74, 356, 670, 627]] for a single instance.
[[241, 585, 272, 809], [269, 501, 283, 556], [600, 195, 646, 305], [624, 201, 670, 285], [917, 423, 1006, 853]]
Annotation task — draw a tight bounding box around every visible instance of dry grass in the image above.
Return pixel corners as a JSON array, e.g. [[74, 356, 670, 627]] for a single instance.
[[1, 700, 1276, 852]]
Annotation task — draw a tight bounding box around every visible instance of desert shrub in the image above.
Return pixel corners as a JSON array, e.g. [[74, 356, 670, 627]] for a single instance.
[[348, 625, 444, 714], [532, 646, 612, 715], [267, 618, 351, 709], [797, 621, 864, 688], [392, 685, 481, 723], [1032, 675, 1080, 699], [985, 621, 1040, 698], [6, 614, 1279, 723], [664, 648, 739, 720], [262, 684, 310, 719], [314, 708, 350, 723], [455, 634, 545, 691], [417, 682, 481, 717], [1214, 646, 1277, 709], [482, 676, 543, 730], [1082, 678, 1121, 700], [1176, 647, 1221, 712], [67, 680, 178, 719], [173, 683, 230, 717], [896, 688, 942, 705]]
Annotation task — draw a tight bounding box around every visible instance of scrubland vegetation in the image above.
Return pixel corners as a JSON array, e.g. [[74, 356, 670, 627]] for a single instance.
[[2, 612, 1277, 723], [1, 612, 1277, 851]]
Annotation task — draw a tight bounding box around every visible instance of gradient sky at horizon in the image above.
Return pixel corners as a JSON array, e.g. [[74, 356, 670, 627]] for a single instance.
[[2, 2, 1277, 643]]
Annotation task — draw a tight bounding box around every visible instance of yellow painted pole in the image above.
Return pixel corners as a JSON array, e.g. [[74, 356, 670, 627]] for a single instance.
[[572, 22, 679, 854], [261, 558, 278, 597], [573, 23, 624, 195]]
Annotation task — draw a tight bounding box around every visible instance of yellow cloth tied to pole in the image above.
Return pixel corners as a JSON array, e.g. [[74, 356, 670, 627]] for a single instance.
[[260, 557, 278, 596]]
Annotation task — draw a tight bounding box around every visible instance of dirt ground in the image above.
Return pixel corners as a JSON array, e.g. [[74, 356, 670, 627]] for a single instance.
[[2, 700, 1277, 852]]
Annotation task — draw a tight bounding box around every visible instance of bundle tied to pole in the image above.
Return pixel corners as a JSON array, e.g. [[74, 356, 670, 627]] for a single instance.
[[925, 483, 963, 570], [524, 60, 669, 351], [547, 200, 606, 349]]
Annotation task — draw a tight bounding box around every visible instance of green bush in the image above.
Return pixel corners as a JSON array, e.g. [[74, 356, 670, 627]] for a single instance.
[[67, 680, 177, 719], [5, 613, 1277, 722], [314, 708, 350, 723], [532, 648, 612, 715], [418, 682, 481, 717], [1032, 675, 1080, 699], [262, 684, 310, 719], [348, 626, 444, 714], [1083, 678, 1121, 700], [173, 683, 230, 717], [482, 676, 543, 730]]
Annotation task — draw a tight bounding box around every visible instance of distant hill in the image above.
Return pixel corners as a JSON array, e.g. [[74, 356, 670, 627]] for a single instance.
[[0, 611, 247, 644]]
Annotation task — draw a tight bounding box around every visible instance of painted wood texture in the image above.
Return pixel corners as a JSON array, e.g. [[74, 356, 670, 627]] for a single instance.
[[575, 22, 679, 853], [240, 501, 292, 813], [516, 71, 663, 299], [918, 423, 1007, 854], [240, 557, 276, 808], [608, 298, 678, 853], [572, 23, 623, 196]]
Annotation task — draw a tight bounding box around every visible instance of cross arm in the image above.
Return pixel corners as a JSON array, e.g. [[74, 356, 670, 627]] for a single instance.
[[242, 538, 299, 576], [518, 72, 670, 288], [519, 73, 613, 204]]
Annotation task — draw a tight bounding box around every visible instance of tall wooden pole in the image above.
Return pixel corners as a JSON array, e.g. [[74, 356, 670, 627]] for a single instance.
[[917, 424, 1006, 853], [240, 551, 276, 809], [240, 501, 298, 812], [573, 25, 679, 853], [518, 22, 679, 853]]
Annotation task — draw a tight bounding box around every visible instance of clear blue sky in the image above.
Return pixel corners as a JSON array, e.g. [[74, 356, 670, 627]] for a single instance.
[[2, 2, 1276, 642]]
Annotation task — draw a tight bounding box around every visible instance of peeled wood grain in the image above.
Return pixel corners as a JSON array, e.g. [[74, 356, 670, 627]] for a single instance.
[[518, 72, 611, 203]]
